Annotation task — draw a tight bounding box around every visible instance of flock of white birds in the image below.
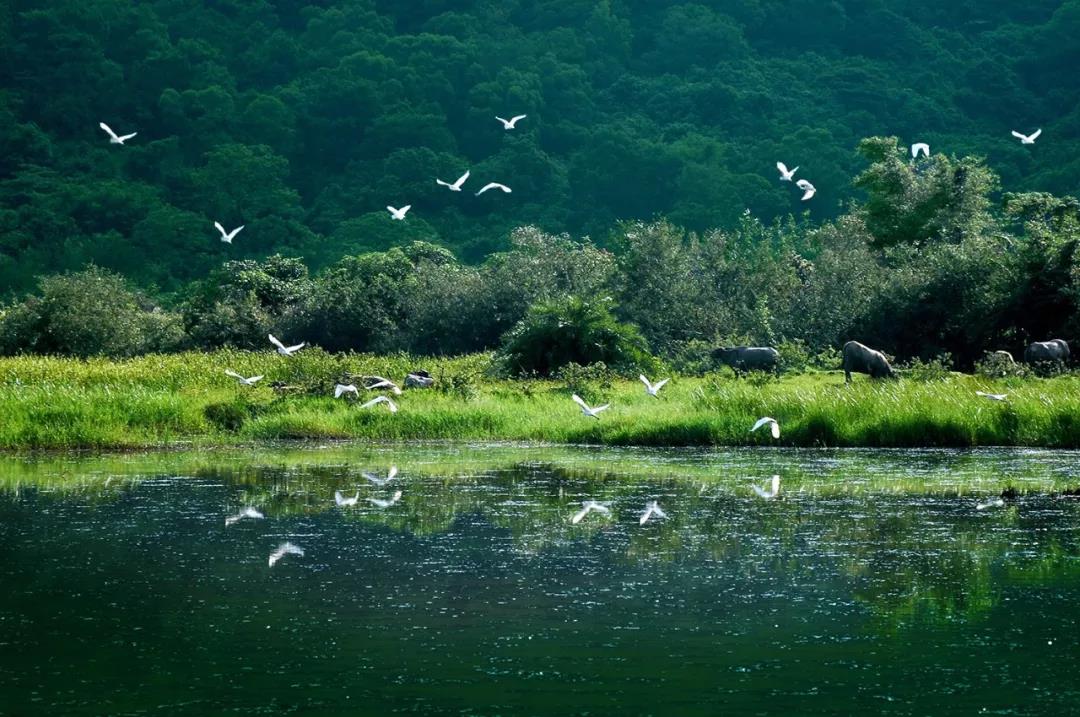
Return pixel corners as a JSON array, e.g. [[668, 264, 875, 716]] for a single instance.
[[102, 113, 1029, 566]]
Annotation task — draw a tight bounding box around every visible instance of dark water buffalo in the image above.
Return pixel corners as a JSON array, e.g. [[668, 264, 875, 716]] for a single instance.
[[1024, 339, 1070, 365], [712, 346, 780, 374], [842, 341, 896, 383]]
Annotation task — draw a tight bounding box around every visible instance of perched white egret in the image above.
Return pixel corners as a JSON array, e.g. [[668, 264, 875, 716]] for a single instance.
[[1011, 129, 1042, 145], [639, 500, 667, 525], [225, 506, 264, 526], [99, 122, 137, 145], [572, 393, 609, 419], [360, 395, 398, 413], [796, 179, 816, 201], [976, 391, 1008, 402], [387, 205, 411, 220], [367, 490, 403, 508], [335, 490, 359, 507], [335, 383, 359, 399], [476, 182, 511, 196], [976, 497, 1005, 511], [363, 466, 399, 487], [496, 115, 527, 130], [776, 162, 798, 181], [639, 375, 670, 398], [268, 542, 304, 567], [365, 377, 403, 395], [436, 170, 470, 191], [269, 334, 305, 357], [225, 370, 263, 386], [571, 500, 611, 524], [752, 474, 781, 500], [751, 416, 781, 439], [911, 142, 930, 159], [214, 222, 244, 244]]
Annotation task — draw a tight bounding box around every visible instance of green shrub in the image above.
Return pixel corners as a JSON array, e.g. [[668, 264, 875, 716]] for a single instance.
[[497, 296, 656, 377], [556, 361, 615, 401], [899, 354, 953, 382], [974, 351, 1027, 379]]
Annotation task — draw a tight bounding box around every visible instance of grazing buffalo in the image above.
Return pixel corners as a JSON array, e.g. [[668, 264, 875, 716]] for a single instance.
[[712, 346, 781, 374], [1024, 339, 1070, 365], [842, 341, 896, 383]]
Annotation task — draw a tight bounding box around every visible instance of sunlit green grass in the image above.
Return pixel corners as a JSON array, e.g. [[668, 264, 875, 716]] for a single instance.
[[2, 351, 1080, 449]]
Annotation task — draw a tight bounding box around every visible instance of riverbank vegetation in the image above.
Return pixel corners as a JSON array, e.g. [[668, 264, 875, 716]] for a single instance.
[[3, 351, 1080, 450]]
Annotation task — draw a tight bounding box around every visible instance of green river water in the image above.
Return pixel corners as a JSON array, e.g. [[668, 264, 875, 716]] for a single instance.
[[1, 444, 1078, 716]]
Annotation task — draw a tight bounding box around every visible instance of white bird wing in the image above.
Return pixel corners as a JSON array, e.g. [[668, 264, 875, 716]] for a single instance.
[[227, 225, 244, 239], [639, 374, 654, 391], [776, 161, 789, 175], [1030, 129, 1042, 141], [801, 187, 816, 201], [334, 384, 349, 398], [770, 475, 781, 494], [454, 170, 470, 188], [214, 221, 227, 238], [751, 417, 775, 433], [476, 183, 511, 195], [99, 122, 119, 140], [495, 116, 509, 126], [796, 179, 812, 190], [400, 204, 411, 214], [118, 132, 137, 142], [268, 334, 286, 351], [592, 403, 610, 414], [509, 114, 526, 126], [284, 342, 305, 354], [334, 490, 346, 505], [771, 421, 781, 439], [1011, 130, 1025, 139], [387, 466, 398, 481], [244, 507, 264, 519], [247, 375, 263, 384], [571, 394, 590, 411], [225, 369, 242, 380], [752, 485, 773, 499], [571, 504, 591, 524], [436, 178, 451, 187], [654, 378, 670, 391]]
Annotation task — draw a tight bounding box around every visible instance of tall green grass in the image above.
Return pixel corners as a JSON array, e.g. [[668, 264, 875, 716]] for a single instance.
[[2, 351, 1080, 449]]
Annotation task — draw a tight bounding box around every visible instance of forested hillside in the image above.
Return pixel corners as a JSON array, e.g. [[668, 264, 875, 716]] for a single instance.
[[2, 0, 1079, 296]]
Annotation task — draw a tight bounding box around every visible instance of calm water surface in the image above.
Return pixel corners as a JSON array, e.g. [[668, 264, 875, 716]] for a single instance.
[[1, 445, 1078, 716]]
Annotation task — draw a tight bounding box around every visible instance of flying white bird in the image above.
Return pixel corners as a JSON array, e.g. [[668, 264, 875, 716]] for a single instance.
[[1011, 129, 1042, 145], [99, 122, 137, 145], [796, 179, 816, 201], [360, 395, 398, 413], [335, 490, 359, 507], [751, 416, 781, 439], [365, 377, 402, 395], [639, 375, 670, 397], [776, 162, 799, 181], [363, 466, 399, 487], [224, 507, 264, 526], [639, 500, 667, 525], [214, 222, 244, 244], [334, 383, 359, 399], [752, 475, 781, 500], [496, 114, 527, 130], [571, 500, 611, 524], [976, 391, 1008, 402], [476, 182, 511, 196], [976, 497, 1005, 511], [387, 205, 411, 220], [436, 170, 470, 191], [268, 334, 305, 357], [225, 370, 263, 386], [367, 490, 403, 508], [268, 542, 304, 567], [572, 393, 609, 419], [911, 142, 930, 159]]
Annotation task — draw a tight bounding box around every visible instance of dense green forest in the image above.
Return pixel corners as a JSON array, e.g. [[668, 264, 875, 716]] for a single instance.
[[1, 0, 1079, 366]]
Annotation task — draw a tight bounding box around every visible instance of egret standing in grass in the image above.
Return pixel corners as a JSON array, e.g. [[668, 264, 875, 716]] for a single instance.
[[751, 416, 780, 439], [639, 500, 667, 525], [225, 370, 263, 386], [752, 475, 781, 500], [640, 375, 669, 398], [335, 383, 359, 399], [572, 394, 609, 419], [225, 507, 264, 526], [268, 542, 304, 567], [360, 395, 398, 413], [571, 500, 611, 524], [269, 334, 305, 357]]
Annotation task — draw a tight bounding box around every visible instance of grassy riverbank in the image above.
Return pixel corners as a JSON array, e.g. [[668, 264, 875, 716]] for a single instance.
[[2, 351, 1080, 450]]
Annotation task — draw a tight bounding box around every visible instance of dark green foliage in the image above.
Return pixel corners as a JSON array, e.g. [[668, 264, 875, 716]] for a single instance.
[[498, 296, 653, 377]]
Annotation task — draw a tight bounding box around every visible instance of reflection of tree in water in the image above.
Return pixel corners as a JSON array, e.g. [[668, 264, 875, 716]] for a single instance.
[[3, 451, 1080, 634]]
